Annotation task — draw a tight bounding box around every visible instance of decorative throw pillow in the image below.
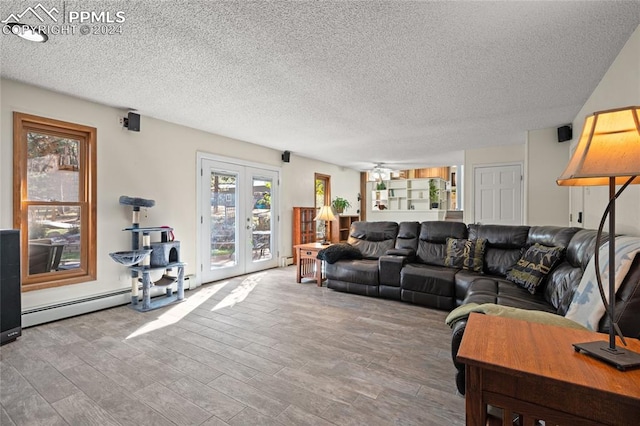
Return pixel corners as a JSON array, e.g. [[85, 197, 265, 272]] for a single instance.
[[317, 243, 363, 264], [444, 238, 487, 273], [506, 243, 564, 294]]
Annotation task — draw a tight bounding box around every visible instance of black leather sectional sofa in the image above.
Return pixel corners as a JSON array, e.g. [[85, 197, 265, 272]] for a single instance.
[[324, 221, 640, 394]]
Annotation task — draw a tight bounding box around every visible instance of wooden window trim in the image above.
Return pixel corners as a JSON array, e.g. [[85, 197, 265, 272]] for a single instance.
[[13, 112, 97, 291], [314, 173, 331, 208]]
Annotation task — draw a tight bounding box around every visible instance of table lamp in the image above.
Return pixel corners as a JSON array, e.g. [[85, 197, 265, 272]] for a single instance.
[[557, 106, 640, 370], [314, 205, 336, 245]]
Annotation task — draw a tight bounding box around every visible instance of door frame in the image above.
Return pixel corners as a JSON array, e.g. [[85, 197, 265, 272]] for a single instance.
[[196, 152, 281, 287], [472, 162, 524, 225]]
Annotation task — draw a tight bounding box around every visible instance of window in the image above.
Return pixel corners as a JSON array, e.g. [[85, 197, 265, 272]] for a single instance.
[[314, 173, 331, 240], [13, 112, 97, 291]]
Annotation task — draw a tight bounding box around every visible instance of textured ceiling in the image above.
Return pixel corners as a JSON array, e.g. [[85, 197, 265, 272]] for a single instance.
[[1, 1, 639, 171]]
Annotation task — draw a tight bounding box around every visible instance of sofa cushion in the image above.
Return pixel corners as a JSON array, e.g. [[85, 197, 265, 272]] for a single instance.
[[416, 221, 468, 266], [506, 243, 564, 294], [395, 221, 421, 250], [468, 224, 530, 276], [565, 229, 606, 269], [543, 229, 603, 314], [325, 259, 379, 285], [317, 243, 362, 264], [463, 278, 556, 313], [444, 238, 486, 272], [454, 269, 484, 305], [526, 226, 581, 249], [401, 264, 457, 296], [348, 221, 399, 259]]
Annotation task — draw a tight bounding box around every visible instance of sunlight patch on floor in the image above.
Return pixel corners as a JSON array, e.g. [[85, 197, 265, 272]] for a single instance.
[[126, 281, 228, 339], [211, 272, 265, 311]]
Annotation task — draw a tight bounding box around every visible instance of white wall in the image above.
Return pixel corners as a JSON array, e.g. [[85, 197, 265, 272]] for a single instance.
[[570, 24, 640, 236], [0, 79, 360, 311], [526, 127, 570, 226], [280, 154, 360, 254], [463, 144, 526, 224]]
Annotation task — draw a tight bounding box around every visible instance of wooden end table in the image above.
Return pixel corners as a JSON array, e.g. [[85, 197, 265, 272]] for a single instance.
[[457, 313, 640, 425], [294, 242, 329, 286]]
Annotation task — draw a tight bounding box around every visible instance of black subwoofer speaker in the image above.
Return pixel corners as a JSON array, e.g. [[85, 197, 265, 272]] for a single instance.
[[1, 229, 21, 345]]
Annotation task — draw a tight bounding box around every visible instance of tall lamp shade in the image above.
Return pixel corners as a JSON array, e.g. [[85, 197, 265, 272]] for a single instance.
[[557, 106, 640, 186], [557, 106, 640, 370]]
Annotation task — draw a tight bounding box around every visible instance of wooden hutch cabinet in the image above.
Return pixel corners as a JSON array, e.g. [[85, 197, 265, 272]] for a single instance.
[[331, 215, 359, 243], [292, 207, 317, 264]]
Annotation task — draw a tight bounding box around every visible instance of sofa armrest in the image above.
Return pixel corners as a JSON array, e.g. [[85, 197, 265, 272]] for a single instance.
[[379, 254, 409, 286], [385, 248, 416, 262], [450, 317, 468, 395]]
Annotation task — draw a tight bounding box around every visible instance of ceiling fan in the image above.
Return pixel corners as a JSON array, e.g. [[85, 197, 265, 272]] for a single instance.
[[369, 163, 394, 181]]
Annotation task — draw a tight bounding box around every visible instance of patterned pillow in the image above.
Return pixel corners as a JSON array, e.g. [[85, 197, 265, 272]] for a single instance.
[[506, 243, 564, 294], [317, 243, 363, 264], [444, 238, 487, 272]]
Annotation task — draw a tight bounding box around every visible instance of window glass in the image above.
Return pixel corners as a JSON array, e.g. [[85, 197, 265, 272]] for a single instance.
[[27, 132, 80, 202]]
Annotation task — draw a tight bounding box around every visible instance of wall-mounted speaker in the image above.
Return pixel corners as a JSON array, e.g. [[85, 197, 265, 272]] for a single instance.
[[123, 112, 140, 132], [557, 125, 572, 142], [282, 150, 291, 162]]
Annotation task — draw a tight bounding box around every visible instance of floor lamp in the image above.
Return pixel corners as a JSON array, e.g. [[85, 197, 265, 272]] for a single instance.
[[557, 106, 640, 370], [314, 205, 336, 245]]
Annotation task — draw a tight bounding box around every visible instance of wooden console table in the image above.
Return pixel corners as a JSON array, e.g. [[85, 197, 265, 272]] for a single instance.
[[457, 313, 640, 426], [294, 242, 328, 286]]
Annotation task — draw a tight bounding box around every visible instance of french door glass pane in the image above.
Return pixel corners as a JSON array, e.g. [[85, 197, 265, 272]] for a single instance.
[[252, 177, 272, 262], [210, 171, 238, 269]]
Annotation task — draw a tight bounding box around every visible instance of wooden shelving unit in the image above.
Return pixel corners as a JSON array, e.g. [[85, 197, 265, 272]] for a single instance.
[[292, 207, 317, 264], [331, 215, 359, 243], [373, 178, 448, 211]]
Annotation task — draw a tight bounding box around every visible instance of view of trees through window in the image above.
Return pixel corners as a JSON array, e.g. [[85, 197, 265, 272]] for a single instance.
[[314, 174, 331, 241], [210, 172, 237, 267], [14, 112, 96, 290], [26, 132, 82, 273]]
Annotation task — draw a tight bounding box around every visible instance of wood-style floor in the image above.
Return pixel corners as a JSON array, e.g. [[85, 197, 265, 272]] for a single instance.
[[0, 266, 465, 425]]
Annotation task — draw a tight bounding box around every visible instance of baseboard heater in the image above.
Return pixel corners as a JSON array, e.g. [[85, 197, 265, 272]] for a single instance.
[[22, 289, 132, 328], [22, 277, 192, 328]]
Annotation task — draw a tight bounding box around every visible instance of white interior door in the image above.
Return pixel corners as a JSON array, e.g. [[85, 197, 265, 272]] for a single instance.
[[200, 158, 278, 284], [474, 164, 522, 225]]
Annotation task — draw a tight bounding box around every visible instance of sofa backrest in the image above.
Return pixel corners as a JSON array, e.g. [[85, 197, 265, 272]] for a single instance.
[[348, 221, 399, 259], [416, 221, 468, 266], [467, 224, 530, 276], [526, 226, 582, 249], [543, 229, 606, 315], [395, 222, 420, 251]]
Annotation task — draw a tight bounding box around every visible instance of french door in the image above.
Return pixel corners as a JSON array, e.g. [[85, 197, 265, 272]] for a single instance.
[[199, 157, 279, 283]]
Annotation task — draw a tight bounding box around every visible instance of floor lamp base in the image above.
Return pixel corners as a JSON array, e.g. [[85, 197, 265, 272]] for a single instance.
[[573, 341, 640, 371]]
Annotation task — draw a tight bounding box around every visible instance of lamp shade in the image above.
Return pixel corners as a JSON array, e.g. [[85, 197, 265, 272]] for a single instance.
[[557, 106, 640, 187], [314, 205, 337, 222]]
